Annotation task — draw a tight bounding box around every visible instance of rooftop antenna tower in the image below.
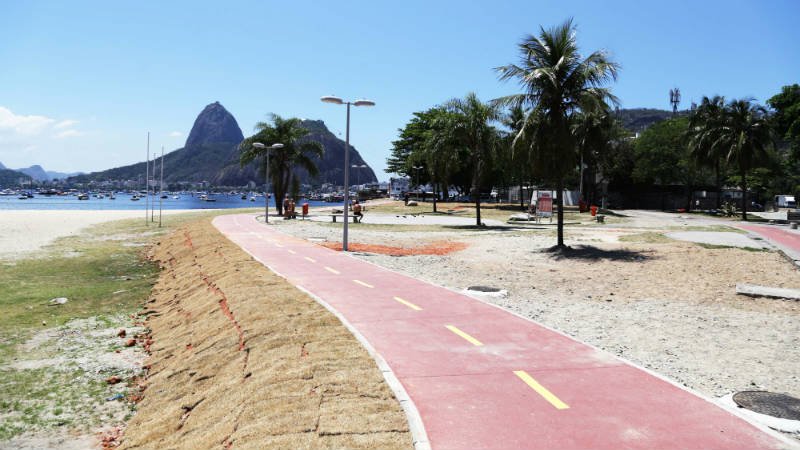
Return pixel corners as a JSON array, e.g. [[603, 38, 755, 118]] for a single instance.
[[669, 88, 681, 116]]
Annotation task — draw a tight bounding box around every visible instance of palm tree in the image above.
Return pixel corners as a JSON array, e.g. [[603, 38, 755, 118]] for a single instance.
[[501, 105, 532, 209], [687, 96, 726, 208], [443, 93, 501, 227], [239, 114, 323, 215], [495, 19, 619, 248], [710, 99, 773, 220], [572, 107, 615, 206]]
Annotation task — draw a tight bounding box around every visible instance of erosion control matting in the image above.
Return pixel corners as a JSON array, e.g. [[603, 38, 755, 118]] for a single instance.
[[119, 219, 410, 449], [733, 391, 800, 420]]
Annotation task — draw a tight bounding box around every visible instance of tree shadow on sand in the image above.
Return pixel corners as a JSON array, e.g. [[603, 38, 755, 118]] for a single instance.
[[543, 245, 655, 262]]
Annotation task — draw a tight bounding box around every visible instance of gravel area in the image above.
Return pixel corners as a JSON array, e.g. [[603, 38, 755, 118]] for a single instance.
[[266, 214, 800, 402]]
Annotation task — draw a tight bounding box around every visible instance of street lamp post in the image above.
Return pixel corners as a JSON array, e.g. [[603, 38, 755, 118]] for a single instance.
[[321, 96, 375, 251], [351, 164, 367, 199], [412, 165, 423, 196], [253, 142, 284, 224]]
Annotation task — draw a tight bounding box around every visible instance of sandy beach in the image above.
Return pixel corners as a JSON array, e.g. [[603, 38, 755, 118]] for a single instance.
[[0, 210, 196, 259]]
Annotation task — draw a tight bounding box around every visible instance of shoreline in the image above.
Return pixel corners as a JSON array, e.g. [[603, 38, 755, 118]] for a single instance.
[[0, 209, 200, 259]]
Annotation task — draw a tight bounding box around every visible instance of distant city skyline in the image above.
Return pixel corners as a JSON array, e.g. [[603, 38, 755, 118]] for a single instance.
[[1, 0, 798, 178]]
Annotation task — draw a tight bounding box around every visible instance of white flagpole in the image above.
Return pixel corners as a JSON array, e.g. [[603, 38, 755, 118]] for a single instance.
[[145, 133, 150, 225], [159, 146, 164, 227]]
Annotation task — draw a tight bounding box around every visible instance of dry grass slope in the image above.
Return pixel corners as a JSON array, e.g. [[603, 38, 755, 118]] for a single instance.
[[120, 219, 410, 449]]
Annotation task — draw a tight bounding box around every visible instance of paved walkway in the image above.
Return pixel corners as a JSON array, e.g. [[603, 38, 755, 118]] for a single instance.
[[738, 224, 800, 264], [214, 214, 792, 450]]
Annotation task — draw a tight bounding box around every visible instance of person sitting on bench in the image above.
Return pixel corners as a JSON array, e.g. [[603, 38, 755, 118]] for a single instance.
[[352, 200, 363, 221]]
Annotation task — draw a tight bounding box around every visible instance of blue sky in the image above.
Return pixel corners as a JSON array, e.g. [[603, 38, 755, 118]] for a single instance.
[[1, 0, 798, 178]]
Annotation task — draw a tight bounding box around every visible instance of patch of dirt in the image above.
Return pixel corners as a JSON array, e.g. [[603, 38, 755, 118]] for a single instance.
[[0, 316, 144, 447], [320, 240, 468, 256], [119, 219, 410, 449]]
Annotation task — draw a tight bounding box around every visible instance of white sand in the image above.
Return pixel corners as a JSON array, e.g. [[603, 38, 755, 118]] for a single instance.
[[0, 210, 194, 259]]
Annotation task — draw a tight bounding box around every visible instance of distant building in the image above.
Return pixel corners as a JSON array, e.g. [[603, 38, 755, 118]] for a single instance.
[[389, 177, 410, 199]]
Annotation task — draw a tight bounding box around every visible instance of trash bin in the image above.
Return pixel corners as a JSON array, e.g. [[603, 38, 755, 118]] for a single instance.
[[302, 202, 309, 218], [590, 205, 598, 216]]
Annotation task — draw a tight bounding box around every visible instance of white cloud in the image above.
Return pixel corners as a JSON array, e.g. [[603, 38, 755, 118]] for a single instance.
[[0, 106, 55, 135], [0, 106, 86, 167], [168, 131, 183, 137], [54, 119, 79, 129], [55, 129, 84, 139]]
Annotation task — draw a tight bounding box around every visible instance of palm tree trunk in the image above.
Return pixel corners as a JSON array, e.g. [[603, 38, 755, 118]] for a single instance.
[[519, 181, 525, 210], [686, 183, 692, 212], [474, 187, 481, 226], [556, 178, 565, 247], [715, 160, 722, 209], [432, 182, 437, 212], [741, 169, 748, 221], [473, 154, 482, 227]]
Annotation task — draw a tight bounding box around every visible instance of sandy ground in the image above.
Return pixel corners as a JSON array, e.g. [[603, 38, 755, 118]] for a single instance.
[[267, 208, 800, 408], [0, 210, 196, 259]]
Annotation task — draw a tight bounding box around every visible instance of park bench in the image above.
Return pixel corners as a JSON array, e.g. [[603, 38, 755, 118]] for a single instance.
[[330, 214, 361, 223]]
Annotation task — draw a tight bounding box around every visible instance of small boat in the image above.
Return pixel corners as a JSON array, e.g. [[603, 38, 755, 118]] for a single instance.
[[109, 194, 116, 200], [131, 194, 140, 201], [161, 195, 168, 199], [241, 194, 247, 200], [18, 195, 28, 200], [250, 196, 256, 202], [77, 193, 89, 200], [172, 195, 179, 199]]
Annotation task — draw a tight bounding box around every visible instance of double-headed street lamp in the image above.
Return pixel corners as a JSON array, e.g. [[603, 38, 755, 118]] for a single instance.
[[351, 164, 368, 194], [412, 165, 424, 191], [252, 142, 284, 223], [320, 96, 375, 251]]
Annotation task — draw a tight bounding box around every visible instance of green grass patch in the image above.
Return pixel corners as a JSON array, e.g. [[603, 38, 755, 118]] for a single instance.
[[696, 243, 769, 252], [0, 208, 243, 440], [0, 368, 113, 440], [665, 225, 746, 233]]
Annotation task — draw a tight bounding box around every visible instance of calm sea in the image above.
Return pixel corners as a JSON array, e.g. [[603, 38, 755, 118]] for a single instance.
[[0, 193, 337, 211]]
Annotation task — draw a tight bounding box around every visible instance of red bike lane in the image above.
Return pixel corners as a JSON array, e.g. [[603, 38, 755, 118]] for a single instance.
[[214, 214, 793, 450], [738, 224, 800, 262]]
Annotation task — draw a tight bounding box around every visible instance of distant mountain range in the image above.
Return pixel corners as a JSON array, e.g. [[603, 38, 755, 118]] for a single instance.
[[0, 161, 82, 182], [16, 165, 82, 181], [0, 167, 32, 186], [70, 102, 377, 187]]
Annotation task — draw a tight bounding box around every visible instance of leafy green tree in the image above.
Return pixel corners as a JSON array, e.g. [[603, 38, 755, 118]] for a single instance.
[[572, 107, 618, 205], [386, 109, 441, 177], [711, 99, 773, 220], [239, 114, 323, 215], [767, 84, 800, 196], [387, 107, 469, 211], [767, 84, 800, 156], [499, 105, 534, 209], [443, 93, 501, 226], [633, 117, 706, 209], [495, 18, 619, 248]]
